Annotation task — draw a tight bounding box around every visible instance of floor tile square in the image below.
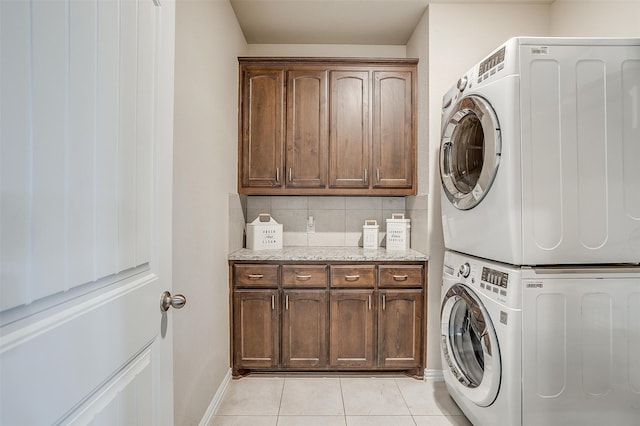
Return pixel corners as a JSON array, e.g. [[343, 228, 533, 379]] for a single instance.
[[216, 377, 284, 416], [413, 415, 473, 426], [395, 378, 463, 416], [209, 415, 278, 426], [279, 377, 344, 415], [277, 415, 347, 426], [340, 377, 410, 415], [346, 415, 415, 426]]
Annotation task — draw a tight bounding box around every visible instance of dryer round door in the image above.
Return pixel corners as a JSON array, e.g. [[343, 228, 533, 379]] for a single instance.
[[440, 95, 501, 210], [441, 283, 501, 407]]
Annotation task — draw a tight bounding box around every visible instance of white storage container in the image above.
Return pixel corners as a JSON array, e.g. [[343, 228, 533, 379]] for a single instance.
[[362, 219, 379, 249], [246, 214, 283, 250], [386, 213, 410, 250]]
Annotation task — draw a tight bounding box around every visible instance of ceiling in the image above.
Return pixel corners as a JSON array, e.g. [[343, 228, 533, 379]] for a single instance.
[[230, 0, 555, 45]]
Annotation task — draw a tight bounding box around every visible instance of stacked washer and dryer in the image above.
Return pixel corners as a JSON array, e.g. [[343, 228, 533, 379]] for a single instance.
[[438, 37, 640, 425]]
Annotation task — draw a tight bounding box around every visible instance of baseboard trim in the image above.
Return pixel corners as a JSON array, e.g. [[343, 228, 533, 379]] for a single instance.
[[424, 369, 444, 382], [199, 369, 232, 426]]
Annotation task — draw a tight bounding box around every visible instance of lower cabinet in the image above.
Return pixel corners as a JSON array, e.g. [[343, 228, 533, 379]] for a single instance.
[[329, 291, 375, 368], [282, 290, 328, 368], [378, 290, 423, 368], [233, 290, 279, 370], [230, 261, 426, 377]]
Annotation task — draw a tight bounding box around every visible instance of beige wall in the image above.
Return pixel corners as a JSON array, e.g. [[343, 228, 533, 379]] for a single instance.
[[247, 43, 406, 57], [173, 0, 247, 423], [551, 1, 640, 37]]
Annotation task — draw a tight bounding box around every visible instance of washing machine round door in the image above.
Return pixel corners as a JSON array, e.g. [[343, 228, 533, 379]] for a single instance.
[[441, 283, 501, 407], [440, 95, 501, 210]]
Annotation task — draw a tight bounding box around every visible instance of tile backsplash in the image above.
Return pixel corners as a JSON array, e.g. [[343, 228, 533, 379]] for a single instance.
[[245, 196, 406, 247]]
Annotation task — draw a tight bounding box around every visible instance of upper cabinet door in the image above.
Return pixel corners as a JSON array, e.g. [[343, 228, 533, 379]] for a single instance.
[[330, 71, 370, 188], [240, 69, 284, 189], [286, 70, 328, 188], [372, 71, 414, 189]]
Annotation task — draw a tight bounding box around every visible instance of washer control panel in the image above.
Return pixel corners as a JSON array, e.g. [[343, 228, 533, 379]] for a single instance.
[[480, 267, 509, 299], [444, 251, 521, 309]]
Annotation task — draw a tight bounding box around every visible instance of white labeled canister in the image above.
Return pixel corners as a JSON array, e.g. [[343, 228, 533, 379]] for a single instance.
[[386, 213, 410, 250], [362, 219, 379, 249]]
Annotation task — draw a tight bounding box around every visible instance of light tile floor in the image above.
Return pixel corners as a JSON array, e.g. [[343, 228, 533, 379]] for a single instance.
[[211, 375, 472, 426]]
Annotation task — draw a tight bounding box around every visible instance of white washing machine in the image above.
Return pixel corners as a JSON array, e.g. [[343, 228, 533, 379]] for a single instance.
[[439, 37, 640, 266], [441, 250, 522, 426], [442, 250, 640, 425]]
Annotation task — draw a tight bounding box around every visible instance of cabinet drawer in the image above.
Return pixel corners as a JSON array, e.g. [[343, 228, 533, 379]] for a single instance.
[[234, 264, 279, 288], [330, 265, 375, 288], [379, 265, 423, 288], [283, 265, 328, 288]]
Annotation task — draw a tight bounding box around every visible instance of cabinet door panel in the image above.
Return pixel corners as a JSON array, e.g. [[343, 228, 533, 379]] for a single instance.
[[233, 290, 279, 369], [241, 69, 284, 188], [378, 290, 422, 368], [330, 71, 369, 188], [329, 291, 374, 367], [372, 71, 413, 188], [286, 70, 328, 188], [283, 291, 328, 368]]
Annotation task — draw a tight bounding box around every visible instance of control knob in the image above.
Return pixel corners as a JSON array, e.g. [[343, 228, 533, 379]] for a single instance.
[[457, 76, 468, 92], [459, 262, 471, 278]]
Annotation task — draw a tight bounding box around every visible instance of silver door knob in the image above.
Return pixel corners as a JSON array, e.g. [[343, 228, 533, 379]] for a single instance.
[[160, 291, 187, 312]]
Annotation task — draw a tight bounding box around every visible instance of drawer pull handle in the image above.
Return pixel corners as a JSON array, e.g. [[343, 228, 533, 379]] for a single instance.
[[393, 274, 409, 281], [295, 274, 312, 280], [247, 274, 264, 280], [345, 275, 360, 281]]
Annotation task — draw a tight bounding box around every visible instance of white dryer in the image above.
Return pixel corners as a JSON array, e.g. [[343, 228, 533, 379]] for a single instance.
[[439, 37, 640, 266], [441, 250, 522, 426]]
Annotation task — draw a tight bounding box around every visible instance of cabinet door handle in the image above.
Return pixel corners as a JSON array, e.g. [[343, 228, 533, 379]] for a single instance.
[[276, 167, 280, 183], [247, 274, 264, 280], [295, 274, 312, 280], [289, 167, 292, 182], [368, 294, 372, 310], [344, 275, 360, 281], [271, 294, 275, 310], [376, 169, 380, 182], [364, 168, 368, 183], [393, 274, 409, 281], [382, 294, 386, 310], [285, 294, 289, 310]]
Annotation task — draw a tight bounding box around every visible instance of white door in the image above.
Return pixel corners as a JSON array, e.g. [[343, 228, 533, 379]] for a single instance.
[[0, 0, 176, 424]]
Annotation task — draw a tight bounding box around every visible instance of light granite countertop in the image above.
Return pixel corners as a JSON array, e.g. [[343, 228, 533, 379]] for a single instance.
[[228, 246, 428, 262]]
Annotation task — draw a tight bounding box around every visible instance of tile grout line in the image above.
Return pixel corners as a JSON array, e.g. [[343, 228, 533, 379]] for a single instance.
[[392, 377, 418, 426], [339, 375, 348, 425], [277, 375, 286, 424]]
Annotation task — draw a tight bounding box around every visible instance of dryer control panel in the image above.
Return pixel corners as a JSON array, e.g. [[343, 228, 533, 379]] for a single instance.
[[444, 250, 522, 309]]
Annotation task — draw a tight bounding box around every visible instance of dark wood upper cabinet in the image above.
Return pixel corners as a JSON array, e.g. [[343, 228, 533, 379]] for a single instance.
[[238, 58, 417, 195], [240, 69, 284, 188], [330, 71, 369, 188], [373, 71, 414, 189], [286, 70, 328, 188]]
